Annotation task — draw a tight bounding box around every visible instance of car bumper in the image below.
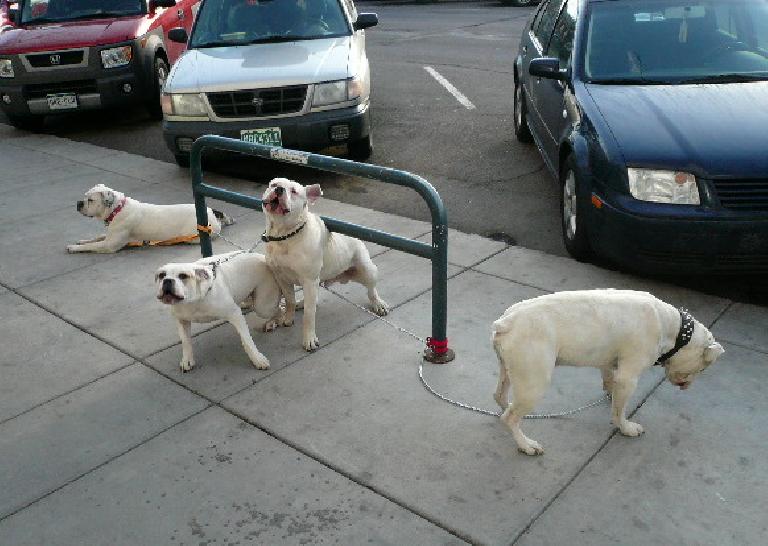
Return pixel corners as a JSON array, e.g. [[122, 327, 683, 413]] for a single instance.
[[591, 194, 768, 274], [162, 103, 371, 155], [0, 50, 150, 118]]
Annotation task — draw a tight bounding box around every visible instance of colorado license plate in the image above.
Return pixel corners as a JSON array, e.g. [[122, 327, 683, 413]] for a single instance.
[[46, 93, 78, 110], [240, 127, 282, 147]]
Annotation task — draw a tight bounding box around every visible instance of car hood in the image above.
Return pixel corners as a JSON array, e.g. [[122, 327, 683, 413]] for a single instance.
[[585, 82, 768, 177], [0, 17, 146, 54], [166, 37, 352, 94]]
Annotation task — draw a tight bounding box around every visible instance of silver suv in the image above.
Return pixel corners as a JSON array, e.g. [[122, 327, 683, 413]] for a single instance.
[[161, 0, 377, 167]]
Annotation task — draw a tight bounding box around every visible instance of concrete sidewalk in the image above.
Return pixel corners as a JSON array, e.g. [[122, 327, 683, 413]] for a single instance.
[[0, 124, 766, 545]]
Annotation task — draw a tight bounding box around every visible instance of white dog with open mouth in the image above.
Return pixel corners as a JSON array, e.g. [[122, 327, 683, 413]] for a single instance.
[[156, 251, 282, 372], [492, 289, 724, 455], [261, 178, 388, 351], [67, 184, 233, 253]]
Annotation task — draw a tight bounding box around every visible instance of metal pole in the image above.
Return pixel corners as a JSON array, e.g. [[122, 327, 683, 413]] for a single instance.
[[191, 140, 212, 257]]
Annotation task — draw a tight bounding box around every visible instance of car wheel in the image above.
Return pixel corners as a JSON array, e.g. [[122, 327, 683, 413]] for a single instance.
[[145, 57, 169, 121], [347, 133, 373, 161], [513, 80, 533, 143], [7, 114, 45, 132], [561, 155, 592, 261], [174, 153, 190, 168]]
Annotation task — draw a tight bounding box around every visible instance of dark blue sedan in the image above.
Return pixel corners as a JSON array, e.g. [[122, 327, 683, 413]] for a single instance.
[[514, 0, 768, 273]]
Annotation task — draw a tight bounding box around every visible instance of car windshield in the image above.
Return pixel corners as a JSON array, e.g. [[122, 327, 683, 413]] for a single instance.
[[584, 0, 768, 83], [190, 0, 351, 48], [19, 0, 146, 24]]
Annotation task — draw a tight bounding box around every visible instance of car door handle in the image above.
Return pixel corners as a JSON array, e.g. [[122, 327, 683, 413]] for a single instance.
[[177, 9, 185, 20], [522, 45, 528, 54]]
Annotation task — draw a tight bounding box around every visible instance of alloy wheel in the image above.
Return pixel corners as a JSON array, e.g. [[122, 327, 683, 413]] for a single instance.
[[563, 169, 578, 241]]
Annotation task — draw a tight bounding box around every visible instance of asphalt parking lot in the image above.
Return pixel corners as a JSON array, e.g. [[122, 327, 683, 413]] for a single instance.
[[2, 0, 766, 303]]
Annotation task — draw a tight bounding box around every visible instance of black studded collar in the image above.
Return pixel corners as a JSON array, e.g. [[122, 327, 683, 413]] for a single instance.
[[261, 222, 306, 243], [655, 308, 695, 366]]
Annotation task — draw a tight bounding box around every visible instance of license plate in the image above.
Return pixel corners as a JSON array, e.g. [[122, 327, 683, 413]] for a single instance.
[[47, 93, 78, 110], [240, 127, 282, 147]]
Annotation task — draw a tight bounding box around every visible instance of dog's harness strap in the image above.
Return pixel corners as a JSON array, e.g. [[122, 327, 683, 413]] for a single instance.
[[655, 308, 695, 366], [104, 197, 127, 225], [126, 233, 202, 248], [261, 222, 306, 242], [197, 224, 213, 234]]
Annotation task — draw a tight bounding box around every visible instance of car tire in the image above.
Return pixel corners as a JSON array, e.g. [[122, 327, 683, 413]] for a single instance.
[[145, 57, 169, 121], [347, 133, 373, 161], [561, 154, 593, 261], [174, 153, 190, 168], [7, 114, 45, 132], [514, 80, 533, 143]]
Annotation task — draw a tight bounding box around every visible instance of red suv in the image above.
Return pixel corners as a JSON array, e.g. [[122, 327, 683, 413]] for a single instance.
[[0, 0, 199, 130]]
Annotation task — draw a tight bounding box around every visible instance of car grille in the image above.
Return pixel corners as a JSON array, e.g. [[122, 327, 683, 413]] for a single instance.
[[25, 50, 84, 68], [638, 249, 768, 273], [712, 179, 768, 212], [207, 86, 307, 118], [24, 80, 98, 99]]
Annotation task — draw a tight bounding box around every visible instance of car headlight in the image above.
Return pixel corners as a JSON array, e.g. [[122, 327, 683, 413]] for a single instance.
[[0, 59, 13, 78], [167, 93, 208, 117], [627, 168, 700, 205], [312, 80, 347, 107], [100, 46, 132, 69]]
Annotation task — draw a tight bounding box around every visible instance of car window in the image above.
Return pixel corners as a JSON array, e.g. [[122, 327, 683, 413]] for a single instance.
[[547, 0, 577, 68], [191, 0, 351, 48], [532, 0, 564, 50], [20, 0, 144, 23], [584, 0, 768, 83]]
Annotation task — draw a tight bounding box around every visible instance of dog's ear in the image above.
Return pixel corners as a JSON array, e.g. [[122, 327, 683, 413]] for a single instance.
[[194, 268, 211, 280], [102, 189, 115, 208], [306, 184, 322, 204], [704, 342, 724, 364]]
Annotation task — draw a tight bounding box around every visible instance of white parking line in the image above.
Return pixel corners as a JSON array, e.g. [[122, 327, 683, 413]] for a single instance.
[[423, 66, 476, 110]]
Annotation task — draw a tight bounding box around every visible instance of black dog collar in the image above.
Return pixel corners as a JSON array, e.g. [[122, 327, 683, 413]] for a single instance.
[[655, 308, 695, 366], [261, 222, 306, 243]]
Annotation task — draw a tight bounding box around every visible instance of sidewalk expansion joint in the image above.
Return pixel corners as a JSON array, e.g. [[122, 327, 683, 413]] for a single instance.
[[0, 405, 211, 523]]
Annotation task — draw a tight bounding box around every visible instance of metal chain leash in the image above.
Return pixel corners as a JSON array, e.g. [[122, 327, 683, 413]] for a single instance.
[[322, 287, 611, 419], [213, 230, 611, 419]]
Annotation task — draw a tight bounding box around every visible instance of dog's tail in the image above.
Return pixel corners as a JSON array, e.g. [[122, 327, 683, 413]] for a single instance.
[[212, 209, 235, 227]]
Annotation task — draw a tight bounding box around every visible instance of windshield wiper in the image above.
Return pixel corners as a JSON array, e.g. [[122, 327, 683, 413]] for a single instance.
[[246, 35, 301, 44], [681, 73, 768, 84], [588, 78, 672, 85], [194, 40, 246, 48]]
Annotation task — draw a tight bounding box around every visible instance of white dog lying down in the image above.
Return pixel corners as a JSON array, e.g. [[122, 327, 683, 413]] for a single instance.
[[492, 289, 724, 455], [156, 251, 282, 373], [261, 178, 388, 351], [67, 184, 233, 253]]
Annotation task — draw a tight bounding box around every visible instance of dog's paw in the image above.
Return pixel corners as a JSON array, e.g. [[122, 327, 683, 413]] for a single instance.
[[517, 439, 544, 456], [619, 421, 645, 437], [371, 300, 389, 316], [263, 319, 279, 333], [303, 336, 320, 352], [251, 356, 270, 370], [66, 244, 79, 253], [280, 315, 295, 327], [179, 358, 195, 373]]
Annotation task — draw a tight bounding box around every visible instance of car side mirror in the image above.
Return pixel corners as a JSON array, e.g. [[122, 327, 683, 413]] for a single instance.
[[168, 27, 188, 44], [529, 57, 567, 81], [353, 13, 378, 31]]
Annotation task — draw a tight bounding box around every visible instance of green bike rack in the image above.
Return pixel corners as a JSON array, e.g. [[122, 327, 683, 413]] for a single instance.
[[190, 135, 454, 364]]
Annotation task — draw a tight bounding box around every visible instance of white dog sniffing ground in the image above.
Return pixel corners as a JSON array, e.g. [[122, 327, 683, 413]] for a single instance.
[[261, 178, 388, 351], [156, 251, 282, 372], [492, 289, 724, 455], [67, 184, 233, 253]]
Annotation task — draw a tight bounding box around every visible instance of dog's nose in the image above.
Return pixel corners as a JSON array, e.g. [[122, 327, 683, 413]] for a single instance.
[[274, 186, 284, 196], [76, 200, 84, 211], [162, 279, 174, 293]]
